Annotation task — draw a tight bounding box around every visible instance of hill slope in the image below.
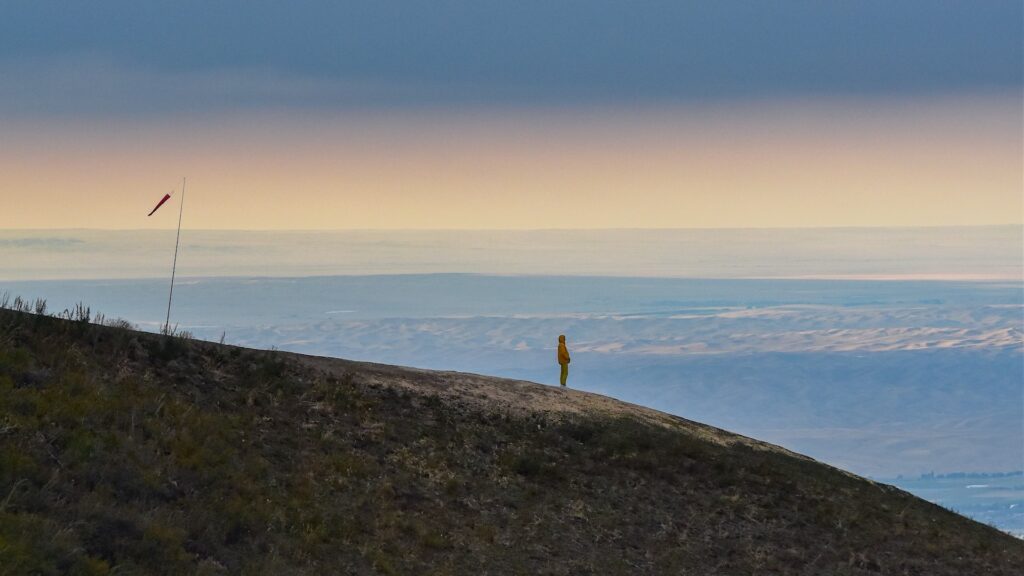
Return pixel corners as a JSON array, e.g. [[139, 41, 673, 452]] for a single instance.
[[0, 309, 1021, 575]]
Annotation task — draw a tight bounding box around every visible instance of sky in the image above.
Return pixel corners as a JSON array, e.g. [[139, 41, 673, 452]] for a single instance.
[[1, 1, 1021, 229]]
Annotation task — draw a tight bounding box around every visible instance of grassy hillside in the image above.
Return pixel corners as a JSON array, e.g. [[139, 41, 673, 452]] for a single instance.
[[0, 307, 1021, 575]]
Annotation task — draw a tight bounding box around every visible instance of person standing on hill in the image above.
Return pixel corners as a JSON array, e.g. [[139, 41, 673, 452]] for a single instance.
[[557, 334, 571, 387]]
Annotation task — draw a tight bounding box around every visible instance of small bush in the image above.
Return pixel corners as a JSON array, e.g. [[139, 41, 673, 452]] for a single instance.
[[105, 318, 136, 330]]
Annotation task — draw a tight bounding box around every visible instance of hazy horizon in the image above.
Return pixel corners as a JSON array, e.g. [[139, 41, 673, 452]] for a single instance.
[[2, 226, 1020, 282], [6, 224, 1022, 232]]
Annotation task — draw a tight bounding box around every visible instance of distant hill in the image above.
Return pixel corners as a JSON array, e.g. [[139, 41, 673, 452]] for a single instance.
[[1, 308, 1021, 575]]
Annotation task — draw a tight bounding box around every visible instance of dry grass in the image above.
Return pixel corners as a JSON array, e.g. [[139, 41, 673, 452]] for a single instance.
[[0, 306, 1021, 575]]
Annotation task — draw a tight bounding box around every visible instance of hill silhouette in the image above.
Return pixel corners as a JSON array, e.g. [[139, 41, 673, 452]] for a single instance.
[[0, 307, 1021, 575]]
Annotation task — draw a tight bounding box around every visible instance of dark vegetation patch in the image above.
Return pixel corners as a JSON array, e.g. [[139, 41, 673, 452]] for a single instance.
[[0, 306, 1021, 575]]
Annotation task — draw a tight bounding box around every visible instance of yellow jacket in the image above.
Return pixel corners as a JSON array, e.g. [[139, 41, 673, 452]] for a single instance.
[[557, 335, 570, 365]]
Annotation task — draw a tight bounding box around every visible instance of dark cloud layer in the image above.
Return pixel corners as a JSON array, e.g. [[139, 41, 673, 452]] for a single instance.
[[1, 1, 1020, 115]]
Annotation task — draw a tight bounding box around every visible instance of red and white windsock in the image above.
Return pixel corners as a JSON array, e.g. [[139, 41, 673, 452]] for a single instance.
[[148, 192, 172, 216]]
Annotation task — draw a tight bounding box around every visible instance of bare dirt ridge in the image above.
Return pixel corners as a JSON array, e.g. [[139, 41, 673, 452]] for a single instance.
[[294, 352, 814, 455]]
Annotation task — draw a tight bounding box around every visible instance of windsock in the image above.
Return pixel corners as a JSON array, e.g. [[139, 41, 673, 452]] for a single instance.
[[148, 193, 172, 216]]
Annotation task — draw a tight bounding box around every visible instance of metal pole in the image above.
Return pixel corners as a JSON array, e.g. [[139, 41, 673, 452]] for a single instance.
[[164, 177, 185, 334]]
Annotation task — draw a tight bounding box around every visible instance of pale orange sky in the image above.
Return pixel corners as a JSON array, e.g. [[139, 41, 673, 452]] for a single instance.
[[2, 94, 1020, 230]]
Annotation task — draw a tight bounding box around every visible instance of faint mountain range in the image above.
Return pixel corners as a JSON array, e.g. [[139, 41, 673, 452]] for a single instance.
[[1, 226, 1020, 281]]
